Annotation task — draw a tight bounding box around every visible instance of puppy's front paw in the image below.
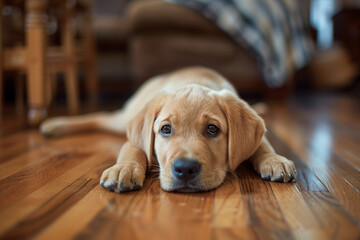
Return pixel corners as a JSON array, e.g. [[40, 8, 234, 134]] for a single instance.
[[100, 163, 146, 193], [257, 154, 296, 182]]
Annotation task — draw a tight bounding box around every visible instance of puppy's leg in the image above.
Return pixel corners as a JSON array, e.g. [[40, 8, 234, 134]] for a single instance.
[[100, 141, 147, 193], [250, 137, 296, 182], [40, 110, 129, 137]]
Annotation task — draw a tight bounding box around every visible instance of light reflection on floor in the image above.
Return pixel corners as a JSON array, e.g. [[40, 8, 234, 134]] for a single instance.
[[309, 121, 333, 169]]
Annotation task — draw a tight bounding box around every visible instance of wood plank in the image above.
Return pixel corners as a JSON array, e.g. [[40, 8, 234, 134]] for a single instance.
[[33, 186, 116, 240], [211, 173, 252, 229], [0, 133, 124, 180], [289, 96, 360, 169], [0, 133, 124, 212], [234, 164, 295, 240], [0, 150, 92, 212], [0, 147, 67, 181], [332, 136, 360, 170], [265, 103, 360, 221], [0, 152, 114, 236], [292, 106, 360, 192], [0, 130, 44, 164], [72, 181, 154, 240], [0, 156, 113, 239], [267, 130, 360, 239], [71, 175, 215, 240]]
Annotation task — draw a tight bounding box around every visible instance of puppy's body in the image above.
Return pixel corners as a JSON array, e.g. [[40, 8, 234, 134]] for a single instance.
[[41, 67, 296, 193]]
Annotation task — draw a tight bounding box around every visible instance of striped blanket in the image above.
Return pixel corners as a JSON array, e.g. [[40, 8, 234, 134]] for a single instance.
[[165, 0, 314, 87]]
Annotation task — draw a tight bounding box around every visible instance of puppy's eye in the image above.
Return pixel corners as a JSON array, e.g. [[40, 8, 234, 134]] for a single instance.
[[207, 124, 220, 137], [160, 125, 172, 137]]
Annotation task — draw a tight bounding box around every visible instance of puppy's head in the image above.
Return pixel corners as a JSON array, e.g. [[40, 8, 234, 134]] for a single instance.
[[127, 86, 265, 192]]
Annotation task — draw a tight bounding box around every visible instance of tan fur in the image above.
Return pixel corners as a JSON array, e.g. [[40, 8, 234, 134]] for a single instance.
[[41, 67, 296, 193]]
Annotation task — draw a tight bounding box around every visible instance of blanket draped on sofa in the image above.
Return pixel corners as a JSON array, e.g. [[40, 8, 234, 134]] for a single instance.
[[166, 0, 314, 87]]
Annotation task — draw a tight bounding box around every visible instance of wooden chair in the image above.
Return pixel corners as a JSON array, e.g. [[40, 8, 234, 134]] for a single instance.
[[0, 0, 98, 129]]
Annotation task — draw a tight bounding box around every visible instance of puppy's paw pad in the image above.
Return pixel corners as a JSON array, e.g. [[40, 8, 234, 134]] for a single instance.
[[100, 164, 145, 193], [259, 154, 296, 183]]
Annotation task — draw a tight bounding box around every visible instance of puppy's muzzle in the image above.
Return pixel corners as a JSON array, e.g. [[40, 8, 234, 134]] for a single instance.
[[172, 158, 201, 182]]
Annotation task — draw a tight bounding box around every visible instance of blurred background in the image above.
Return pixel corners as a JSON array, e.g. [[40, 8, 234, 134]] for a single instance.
[[0, 0, 359, 135]]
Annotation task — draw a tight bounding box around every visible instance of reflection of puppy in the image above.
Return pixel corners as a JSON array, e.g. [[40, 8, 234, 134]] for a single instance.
[[41, 67, 296, 193]]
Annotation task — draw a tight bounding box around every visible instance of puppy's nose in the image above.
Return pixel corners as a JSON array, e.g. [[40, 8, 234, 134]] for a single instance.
[[172, 158, 201, 181]]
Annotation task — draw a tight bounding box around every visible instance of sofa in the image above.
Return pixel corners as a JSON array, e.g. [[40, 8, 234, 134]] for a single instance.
[[126, 0, 295, 96]]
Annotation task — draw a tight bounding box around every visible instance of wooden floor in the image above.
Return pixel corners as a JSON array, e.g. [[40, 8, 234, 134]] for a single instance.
[[0, 93, 359, 240]]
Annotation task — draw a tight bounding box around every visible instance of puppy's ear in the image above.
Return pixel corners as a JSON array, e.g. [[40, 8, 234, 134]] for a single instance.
[[216, 90, 266, 171], [126, 93, 169, 170]]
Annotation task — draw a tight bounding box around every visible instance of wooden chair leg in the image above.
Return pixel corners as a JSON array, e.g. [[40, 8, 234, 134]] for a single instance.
[[83, 9, 98, 105], [26, 0, 47, 125], [0, 72, 2, 134], [0, 0, 3, 133], [61, 1, 79, 115], [15, 73, 25, 116], [65, 65, 79, 115], [86, 59, 98, 105]]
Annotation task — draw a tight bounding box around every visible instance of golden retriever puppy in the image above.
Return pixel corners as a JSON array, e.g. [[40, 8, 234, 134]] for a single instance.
[[40, 67, 296, 193]]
